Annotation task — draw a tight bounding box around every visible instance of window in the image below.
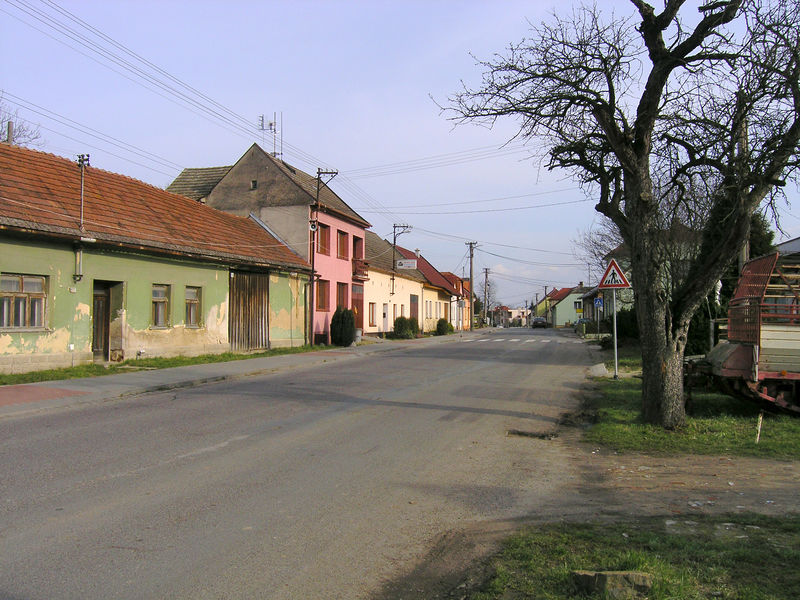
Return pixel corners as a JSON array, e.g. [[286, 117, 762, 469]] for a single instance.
[[336, 282, 349, 308], [250, 179, 258, 190], [316, 279, 330, 311], [401, 304, 405, 317], [317, 224, 330, 255], [152, 284, 170, 327], [393, 304, 397, 322], [337, 230, 349, 259], [369, 302, 376, 327], [352, 236, 364, 260], [185, 286, 201, 327], [0, 274, 46, 329]]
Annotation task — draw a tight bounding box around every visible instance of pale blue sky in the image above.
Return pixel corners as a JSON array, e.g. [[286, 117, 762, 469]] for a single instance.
[[3, 0, 799, 307]]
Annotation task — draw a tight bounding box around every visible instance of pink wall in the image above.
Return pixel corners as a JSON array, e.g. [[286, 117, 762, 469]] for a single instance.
[[311, 211, 366, 343]]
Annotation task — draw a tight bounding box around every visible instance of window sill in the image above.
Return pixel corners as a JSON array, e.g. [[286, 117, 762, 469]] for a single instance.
[[0, 327, 51, 333], [149, 325, 171, 330]]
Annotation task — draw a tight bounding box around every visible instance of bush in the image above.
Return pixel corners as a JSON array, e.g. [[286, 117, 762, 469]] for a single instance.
[[408, 317, 420, 337], [435, 318, 453, 336], [330, 307, 356, 346], [392, 316, 414, 339]]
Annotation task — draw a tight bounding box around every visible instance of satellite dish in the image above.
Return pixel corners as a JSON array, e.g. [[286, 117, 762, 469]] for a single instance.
[[309, 221, 318, 232]]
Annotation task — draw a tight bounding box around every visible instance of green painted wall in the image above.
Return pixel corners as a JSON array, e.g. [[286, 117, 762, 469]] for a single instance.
[[0, 238, 80, 360], [0, 237, 230, 369], [269, 271, 308, 347], [1, 236, 310, 371]]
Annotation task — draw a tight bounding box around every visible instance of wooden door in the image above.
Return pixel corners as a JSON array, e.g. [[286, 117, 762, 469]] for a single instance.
[[351, 284, 364, 329]]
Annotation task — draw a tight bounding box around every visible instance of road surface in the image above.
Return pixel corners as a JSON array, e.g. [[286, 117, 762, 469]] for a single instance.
[[0, 327, 597, 599]]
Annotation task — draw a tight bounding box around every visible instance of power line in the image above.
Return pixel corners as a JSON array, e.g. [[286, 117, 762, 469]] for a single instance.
[[357, 198, 592, 216], [342, 142, 532, 179]]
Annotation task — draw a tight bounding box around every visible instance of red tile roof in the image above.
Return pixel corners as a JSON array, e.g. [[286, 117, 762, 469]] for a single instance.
[[0, 144, 310, 271], [396, 246, 458, 295], [549, 287, 575, 303]]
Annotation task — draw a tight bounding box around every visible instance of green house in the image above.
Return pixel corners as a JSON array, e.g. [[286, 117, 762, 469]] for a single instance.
[[0, 143, 310, 374]]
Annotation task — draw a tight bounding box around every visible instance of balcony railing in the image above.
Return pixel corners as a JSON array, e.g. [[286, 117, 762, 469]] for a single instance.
[[352, 258, 369, 281]]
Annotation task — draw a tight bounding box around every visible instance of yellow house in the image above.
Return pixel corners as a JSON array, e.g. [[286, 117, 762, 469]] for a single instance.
[[363, 232, 425, 335], [396, 246, 459, 334]]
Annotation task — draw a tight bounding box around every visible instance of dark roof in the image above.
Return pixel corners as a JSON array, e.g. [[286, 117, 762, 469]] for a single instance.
[[165, 166, 232, 200], [364, 231, 425, 281], [396, 245, 458, 295], [168, 144, 370, 228], [0, 143, 310, 271]]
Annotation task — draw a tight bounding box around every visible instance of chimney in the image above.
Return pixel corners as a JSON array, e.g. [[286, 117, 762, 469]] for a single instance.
[[5, 121, 12, 145]]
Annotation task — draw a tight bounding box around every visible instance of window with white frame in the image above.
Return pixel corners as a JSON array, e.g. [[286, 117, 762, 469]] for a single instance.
[[185, 286, 201, 327], [152, 284, 171, 327], [0, 274, 46, 329]]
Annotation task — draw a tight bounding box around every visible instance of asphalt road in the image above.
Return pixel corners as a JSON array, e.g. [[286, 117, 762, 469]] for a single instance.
[[0, 328, 598, 599]]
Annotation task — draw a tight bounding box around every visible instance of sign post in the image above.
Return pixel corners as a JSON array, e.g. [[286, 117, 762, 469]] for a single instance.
[[598, 259, 631, 379]]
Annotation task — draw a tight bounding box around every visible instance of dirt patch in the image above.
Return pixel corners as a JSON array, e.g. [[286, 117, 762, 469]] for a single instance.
[[372, 418, 800, 599]]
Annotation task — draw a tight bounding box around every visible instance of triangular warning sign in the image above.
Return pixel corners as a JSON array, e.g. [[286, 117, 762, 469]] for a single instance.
[[599, 259, 631, 289]]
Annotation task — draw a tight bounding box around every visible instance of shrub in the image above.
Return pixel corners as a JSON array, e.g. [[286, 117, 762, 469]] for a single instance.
[[393, 316, 413, 339], [435, 318, 452, 336], [330, 308, 356, 346], [408, 317, 420, 337]]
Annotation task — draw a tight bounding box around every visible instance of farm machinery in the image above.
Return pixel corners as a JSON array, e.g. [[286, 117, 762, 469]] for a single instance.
[[687, 251, 800, 414]]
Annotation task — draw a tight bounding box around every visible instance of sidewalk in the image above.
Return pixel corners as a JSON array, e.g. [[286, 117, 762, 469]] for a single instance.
[[0, 331, 483, 419]]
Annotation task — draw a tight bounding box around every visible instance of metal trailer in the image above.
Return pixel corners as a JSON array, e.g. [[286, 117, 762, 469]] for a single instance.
[[689, 252, 800, 414]]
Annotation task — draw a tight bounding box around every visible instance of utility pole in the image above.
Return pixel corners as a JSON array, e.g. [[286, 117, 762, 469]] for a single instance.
[[309, 168, 338, 345], [391, 224, 411, 295], [483, 268, 490, 326], [466, 242, 477, 331], [77, 154, 90, 231]]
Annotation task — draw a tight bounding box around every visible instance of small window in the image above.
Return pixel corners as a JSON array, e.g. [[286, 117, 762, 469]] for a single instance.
[[337, 230, 349, 260], [0, 274, 46, 329], [316, 279, 330, 311], [250, 180, 258, 190], [317, 224, 330, 255], [152, 284, 170, 327], [369, 302, 376, 327], [185, 286, 201, 327]]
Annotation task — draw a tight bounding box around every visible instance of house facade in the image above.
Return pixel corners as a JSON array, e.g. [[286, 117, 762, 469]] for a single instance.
[[0, 144, 310, 374], [169, 144, 370, 345], [396, 246, 459, 333], [363, 231, 425, 335], [550, 284, 592, 327], [441, 272, 470, 331]]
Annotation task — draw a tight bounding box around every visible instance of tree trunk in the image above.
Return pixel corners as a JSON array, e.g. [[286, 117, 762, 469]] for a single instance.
[[635, 281, 688, 429]]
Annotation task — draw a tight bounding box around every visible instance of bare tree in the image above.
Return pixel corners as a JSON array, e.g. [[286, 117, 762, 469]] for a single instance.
[[1, 98, 42, 147], [449, 1, 800, 428]]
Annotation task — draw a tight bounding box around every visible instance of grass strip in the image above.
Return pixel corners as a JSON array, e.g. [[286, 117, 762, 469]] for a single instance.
[[0, 345, 318, 386], [470, 514, 800, 599], [584, 377, 800, 459]]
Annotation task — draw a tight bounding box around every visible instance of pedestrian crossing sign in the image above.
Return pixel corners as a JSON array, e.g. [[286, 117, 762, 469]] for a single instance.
[[599, 259, 631, 289]]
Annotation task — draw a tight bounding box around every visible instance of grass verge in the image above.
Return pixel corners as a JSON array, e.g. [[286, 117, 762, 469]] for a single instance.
[[0, 345, 319, 386], [584, 374, 800, 460], [470, 514, 800, 599]]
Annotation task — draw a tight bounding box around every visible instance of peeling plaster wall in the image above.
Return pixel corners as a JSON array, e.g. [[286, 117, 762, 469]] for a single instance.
[[0, 238, 231, 373], [0, 238, 90, 373], [268, 271, 308, 347]]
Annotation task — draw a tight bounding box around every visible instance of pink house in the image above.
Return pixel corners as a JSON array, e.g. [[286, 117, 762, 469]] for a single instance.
[[168, 144, 370, 344]]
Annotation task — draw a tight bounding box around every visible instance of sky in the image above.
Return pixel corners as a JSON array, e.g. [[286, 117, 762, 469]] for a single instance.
[[3, 0, 800, 308]]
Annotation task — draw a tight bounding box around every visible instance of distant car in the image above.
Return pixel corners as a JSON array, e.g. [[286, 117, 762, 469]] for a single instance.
[[532, 317, 547, 328], [573, 318, 592, 332]]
